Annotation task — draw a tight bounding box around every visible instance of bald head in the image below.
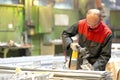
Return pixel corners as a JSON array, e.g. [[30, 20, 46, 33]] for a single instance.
[[87, 9, 101, 17], [86, 9, 101, 29]]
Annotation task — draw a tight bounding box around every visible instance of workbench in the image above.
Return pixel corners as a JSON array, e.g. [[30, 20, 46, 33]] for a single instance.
[[0, 46, 31, 58]]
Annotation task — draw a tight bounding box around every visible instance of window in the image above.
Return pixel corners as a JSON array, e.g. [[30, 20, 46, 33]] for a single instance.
[[54, 14, 69, 26], [0, 0, 19, 4], [34, 0, 74, 9]]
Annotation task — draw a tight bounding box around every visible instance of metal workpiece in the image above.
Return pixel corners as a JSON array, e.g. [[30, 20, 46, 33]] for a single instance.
[[0, 68, 50, 80], [0, 55, 65, 69], [0, 56, 112, 80], [0, 55, 65, 80], [0, 66, 112, 80]]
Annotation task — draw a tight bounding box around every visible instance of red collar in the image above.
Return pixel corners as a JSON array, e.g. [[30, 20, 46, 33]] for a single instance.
[[87, 21, 103, 33]]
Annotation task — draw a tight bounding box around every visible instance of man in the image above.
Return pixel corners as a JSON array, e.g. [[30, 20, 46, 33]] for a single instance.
[[62, 9, 112, 71]]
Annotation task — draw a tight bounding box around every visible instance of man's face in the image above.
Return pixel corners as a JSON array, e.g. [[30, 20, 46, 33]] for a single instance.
[[86, 14, 100, 29]]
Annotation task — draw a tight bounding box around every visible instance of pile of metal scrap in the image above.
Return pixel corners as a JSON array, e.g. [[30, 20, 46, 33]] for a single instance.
[[0, 56, 112, 80]]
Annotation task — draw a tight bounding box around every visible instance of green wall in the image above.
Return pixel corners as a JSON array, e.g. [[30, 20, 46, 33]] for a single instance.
[[0, 5, 24, 43], [51, 9, 79, 39], [31, 6, 80, 55], [110, 10, 120, 27]]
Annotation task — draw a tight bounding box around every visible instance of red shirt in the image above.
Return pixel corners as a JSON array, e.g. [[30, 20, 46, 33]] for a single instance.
[[78, 19, 112, 43]]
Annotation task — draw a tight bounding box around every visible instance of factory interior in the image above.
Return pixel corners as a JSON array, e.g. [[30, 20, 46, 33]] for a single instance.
[[0, 0, 120, 80]]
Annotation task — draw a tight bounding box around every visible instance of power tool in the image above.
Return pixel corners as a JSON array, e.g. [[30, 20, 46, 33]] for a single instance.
[[69, 46, 94, 70]]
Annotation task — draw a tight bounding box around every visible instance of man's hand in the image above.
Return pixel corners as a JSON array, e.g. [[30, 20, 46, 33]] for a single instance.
[[70, 43, 80, 51], [80, 47, 89, 54]]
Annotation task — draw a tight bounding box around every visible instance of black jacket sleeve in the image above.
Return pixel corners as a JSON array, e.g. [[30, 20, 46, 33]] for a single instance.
[[93, 34, 112, 71], [61, 22, 78, 51]]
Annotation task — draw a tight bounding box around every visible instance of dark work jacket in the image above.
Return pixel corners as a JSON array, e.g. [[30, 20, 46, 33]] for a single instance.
[[62, 19, 112, 71]]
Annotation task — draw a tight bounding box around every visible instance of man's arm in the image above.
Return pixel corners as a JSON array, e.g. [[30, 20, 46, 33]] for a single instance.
[[61, 22, 78, 51], [93, 34, 112, 71]]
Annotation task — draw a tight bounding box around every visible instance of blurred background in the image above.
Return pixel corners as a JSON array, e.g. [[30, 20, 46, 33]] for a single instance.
[[0, 0, 120, 58]]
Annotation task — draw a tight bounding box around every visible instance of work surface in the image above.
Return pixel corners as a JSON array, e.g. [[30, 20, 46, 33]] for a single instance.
[[0, 43, 32, 58]]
